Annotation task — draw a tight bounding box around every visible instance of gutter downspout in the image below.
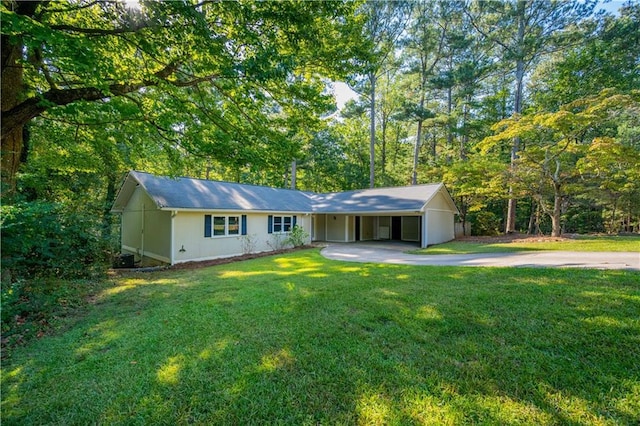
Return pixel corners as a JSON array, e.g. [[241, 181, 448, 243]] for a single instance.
[[421, 210, 428, 249], [141, 203, 145, 263], [170, 211, 176, 265]]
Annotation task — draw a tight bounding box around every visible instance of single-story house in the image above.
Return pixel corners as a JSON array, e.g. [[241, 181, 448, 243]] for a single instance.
[[111, 171, 460, 265]]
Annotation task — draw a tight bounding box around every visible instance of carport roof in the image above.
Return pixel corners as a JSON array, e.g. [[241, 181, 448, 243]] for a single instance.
[[311, 184, 447, 213], [111, 171, 458, 214]]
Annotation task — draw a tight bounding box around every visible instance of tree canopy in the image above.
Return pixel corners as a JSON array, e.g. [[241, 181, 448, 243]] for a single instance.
[[2, 0, 639, 281]]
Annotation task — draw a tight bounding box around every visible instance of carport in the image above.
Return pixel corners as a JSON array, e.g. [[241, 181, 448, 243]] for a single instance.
[[311, 183, 459, 248]]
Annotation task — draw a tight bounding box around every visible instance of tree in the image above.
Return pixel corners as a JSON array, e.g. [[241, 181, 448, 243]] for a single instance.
[[401, 0, 447, 185], [531, 2, 640, 110], [351, 0, 410, 188], [1, 0, 365, 196], [465, 0, 596, 233], [482, 90, 639, 236]]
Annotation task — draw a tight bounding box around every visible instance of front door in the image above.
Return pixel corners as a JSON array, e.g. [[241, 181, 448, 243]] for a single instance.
[[355, 216, 361, 241]]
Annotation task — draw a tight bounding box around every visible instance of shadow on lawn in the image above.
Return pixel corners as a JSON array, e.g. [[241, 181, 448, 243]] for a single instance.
[[2, 250, 639, 424]]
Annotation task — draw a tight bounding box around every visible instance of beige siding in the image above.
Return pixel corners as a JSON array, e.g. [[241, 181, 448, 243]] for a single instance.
[[426, 210, 455, 245], [121, 187, 171, 263], [430, 191, 454, 210], [326, 215, 346, 241], [361, 216, 374, 240], [313, 214, 326, 241], [172, 212, 312, 264], [402, 216, 420, 241]]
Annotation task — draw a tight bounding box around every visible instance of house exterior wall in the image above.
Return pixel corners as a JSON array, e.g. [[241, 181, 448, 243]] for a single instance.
[[361, 216, 374, 240], [402, 216, 421, 242], [425, 209, 455, 246], [313, 214, 326, 241], [121, 187, 171, 263], [172, 211, 312, 264], [430, 191, 453, 210], [325, 214, 346, 242]]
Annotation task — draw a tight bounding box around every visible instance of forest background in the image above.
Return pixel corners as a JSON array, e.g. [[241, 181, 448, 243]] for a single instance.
[[1, 0, 639, 281]]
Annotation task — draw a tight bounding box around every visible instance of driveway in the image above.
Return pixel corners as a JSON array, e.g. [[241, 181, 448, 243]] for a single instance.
[[320, 242, 640, 271]]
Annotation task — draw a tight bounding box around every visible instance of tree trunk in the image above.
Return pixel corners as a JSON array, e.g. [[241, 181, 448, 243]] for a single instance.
[[412, 119, 423, 185], [369, 71, 376, 188], [1, 2, 41, 197], [551, 183, 562, 237], [381, 109, 387, 181], [527, 198, 536, 234], [1, 32, 26, 197], [505, 0, 526, 234]]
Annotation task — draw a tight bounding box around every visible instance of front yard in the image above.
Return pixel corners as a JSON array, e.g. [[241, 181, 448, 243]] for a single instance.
[[2, 249, 639, 424]]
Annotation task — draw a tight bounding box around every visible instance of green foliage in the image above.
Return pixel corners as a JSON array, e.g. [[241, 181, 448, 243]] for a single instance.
[[1, 277, 105, 356], [286, 225, 310, 248], [468, 210, 502, 236], [1, 201, 109, 280]]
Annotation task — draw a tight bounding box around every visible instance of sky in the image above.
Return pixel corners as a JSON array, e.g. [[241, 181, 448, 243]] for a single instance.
[[332, 82, 359, 110]]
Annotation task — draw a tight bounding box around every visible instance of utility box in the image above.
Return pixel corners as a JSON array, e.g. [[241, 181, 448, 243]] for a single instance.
[[113, 253, 135, 268]]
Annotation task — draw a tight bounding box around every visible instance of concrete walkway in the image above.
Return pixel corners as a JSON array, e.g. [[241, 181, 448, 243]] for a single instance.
[[320, 242, 640, 271]]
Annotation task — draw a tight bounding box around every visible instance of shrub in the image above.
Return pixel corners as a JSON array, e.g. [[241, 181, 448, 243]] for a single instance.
[[287, 225, 309, 247], [469, 211, 502, 236], [1, 201, 109, 281]]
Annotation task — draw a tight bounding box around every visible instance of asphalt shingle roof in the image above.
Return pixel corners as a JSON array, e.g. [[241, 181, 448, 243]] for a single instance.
[[125, 171, 314, 212], [312, 185, 443, 213], [112, 171, 453, 214]]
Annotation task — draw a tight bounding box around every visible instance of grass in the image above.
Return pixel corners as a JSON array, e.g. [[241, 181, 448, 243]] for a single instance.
[[412, 235, 640, 255], [2, 249, 640, 425]]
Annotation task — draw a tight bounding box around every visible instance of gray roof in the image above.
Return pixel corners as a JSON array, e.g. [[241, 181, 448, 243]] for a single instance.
[[312, 185, 444, 213], [112, 171, 314, 212], [112, 171, 457, 214]]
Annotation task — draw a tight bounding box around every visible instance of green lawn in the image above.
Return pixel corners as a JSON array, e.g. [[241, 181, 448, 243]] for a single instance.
[[413, 235, 640, 255], [2, 249, 639, 425]]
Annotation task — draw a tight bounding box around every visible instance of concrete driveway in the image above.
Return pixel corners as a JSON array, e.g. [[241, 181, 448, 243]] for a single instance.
[[320, 242, 640, 271]]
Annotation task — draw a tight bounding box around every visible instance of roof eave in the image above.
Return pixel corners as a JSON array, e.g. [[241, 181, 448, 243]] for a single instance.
[[158, 207, 313, 214]]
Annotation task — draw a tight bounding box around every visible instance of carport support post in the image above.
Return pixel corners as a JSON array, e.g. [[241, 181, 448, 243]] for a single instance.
[[421, 211, 428, 248]]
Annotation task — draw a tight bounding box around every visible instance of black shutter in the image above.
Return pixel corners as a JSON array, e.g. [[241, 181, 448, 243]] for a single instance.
[[292, 215, 297, 228], [204, 214, 212, 237], [241, 215, 247, 235], [268, 215, 273, 234]]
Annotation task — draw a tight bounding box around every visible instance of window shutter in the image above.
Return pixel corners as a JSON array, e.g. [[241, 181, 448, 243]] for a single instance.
[[241, 215, 247, 235], [268, 215, 273, 234], [292, 215, 297, 228], [204, 214, 212, 237]]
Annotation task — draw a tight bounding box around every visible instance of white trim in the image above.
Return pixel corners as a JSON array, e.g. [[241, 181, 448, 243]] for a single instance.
[[316, 210, 424, 216], [424, 207, 456, 213], [170, 211, 176, 265], [344, 215, 349, 242], [419, 185, 460, 215], [421, 211, 428, 248], [160, 207, 309, 214], [209, 215, 241, 237]]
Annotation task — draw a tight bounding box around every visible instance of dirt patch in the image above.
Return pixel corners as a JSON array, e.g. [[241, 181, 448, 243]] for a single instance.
[[457, 233, 577, 244]]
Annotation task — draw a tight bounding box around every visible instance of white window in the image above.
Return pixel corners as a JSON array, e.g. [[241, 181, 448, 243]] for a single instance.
[[269, 216, 296, 234], [210, 216, 240, 237], [228, 216, 240, 235], [213, 216, 226, 236]]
